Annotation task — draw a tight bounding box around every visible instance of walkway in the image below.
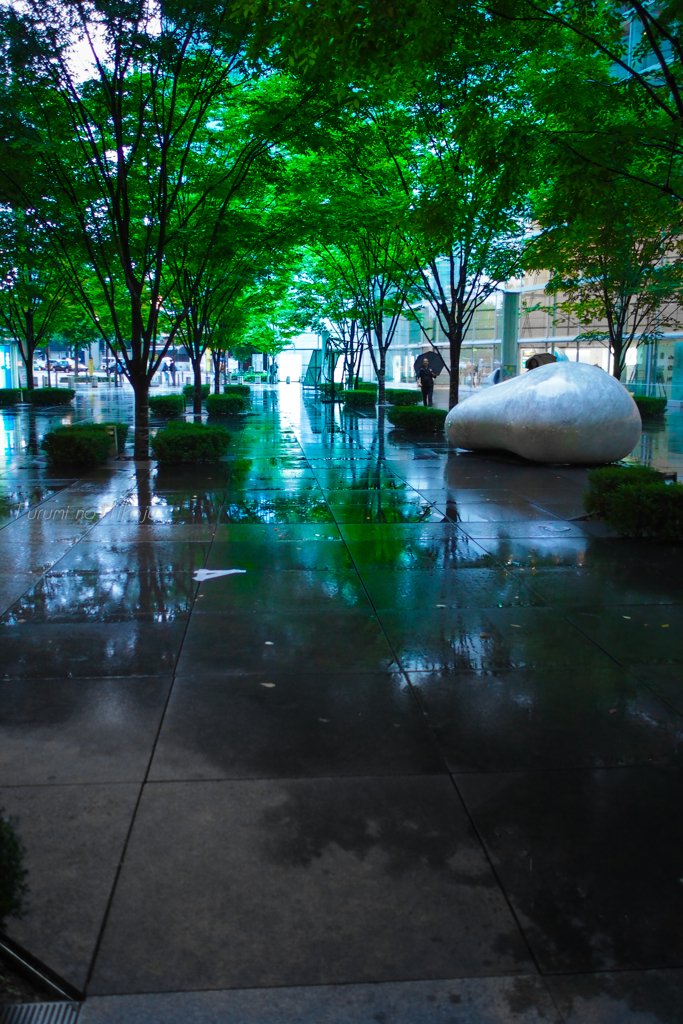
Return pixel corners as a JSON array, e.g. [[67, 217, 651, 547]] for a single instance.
[[0, 385, 682, 1023]]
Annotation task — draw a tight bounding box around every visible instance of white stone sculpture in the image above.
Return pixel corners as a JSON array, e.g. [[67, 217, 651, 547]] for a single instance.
[[445, 362, 641, 463]]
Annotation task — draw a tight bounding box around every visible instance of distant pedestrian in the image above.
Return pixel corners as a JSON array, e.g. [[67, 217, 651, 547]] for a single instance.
[[169, 359, 176, 385], [162, 360, 170, 385], [416, 357, 436, 407]]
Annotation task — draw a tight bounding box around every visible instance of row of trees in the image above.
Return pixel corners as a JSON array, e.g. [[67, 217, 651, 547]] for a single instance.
[[1, 1, 683, 453]]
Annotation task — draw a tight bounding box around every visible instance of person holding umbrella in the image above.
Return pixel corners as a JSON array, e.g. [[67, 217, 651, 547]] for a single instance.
[[416, 356, 437, 406]]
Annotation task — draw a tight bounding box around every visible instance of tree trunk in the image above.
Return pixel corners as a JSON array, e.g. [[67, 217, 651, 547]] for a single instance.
[[24, 352, 35, 391], [24, 314, 35, 389], [377, 350, 386, 405], [46, 343, 51, 387], [213, 352, 222, 394], [447, 315, 461, 410], [191, 356, 203, 415], [612, 335, 624, 380], [132, 376, 150, 461]]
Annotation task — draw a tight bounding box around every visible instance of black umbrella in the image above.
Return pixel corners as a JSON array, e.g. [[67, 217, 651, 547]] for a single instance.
[[413, 350, 445, 376]]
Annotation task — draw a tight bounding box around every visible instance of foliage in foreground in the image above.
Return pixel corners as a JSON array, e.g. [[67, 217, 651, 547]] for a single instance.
[[583, 465, 664, 518], [604, 480, 683, 541], [27, 388, 74, 407], [385, 388, 421, 406], [150, 422, 231, 463], [0, 809, 28, 928], [206, 393, 248, 416], [0, 389, 21, 406], [342, 389, 376, 406], [386, 406, 447, 432], [633, 396, 667, 417], [584, 464, 683, 541], [42, 424, 112, 466], [149, 395, 185, 417]]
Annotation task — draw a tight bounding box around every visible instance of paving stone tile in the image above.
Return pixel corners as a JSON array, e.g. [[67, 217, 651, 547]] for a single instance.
[[379, 607, 612, 672], [456, 767, 683, 973], [546, 968, 683, 1023], [79, 975, 562, 1023], [177, 609, 397, 675], [410, 666, 683, 771], [89, 777, 532, 993], [0, 676, 172, 784], [0, 783, 139, 991], [150, 670, 443, 780]]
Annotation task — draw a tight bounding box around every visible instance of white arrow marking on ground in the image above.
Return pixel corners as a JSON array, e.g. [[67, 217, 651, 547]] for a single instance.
[[193, 569, 247, 582]]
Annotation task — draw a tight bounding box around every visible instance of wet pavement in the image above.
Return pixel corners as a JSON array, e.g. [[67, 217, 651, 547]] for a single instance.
[[1, 385, 683, 1023]]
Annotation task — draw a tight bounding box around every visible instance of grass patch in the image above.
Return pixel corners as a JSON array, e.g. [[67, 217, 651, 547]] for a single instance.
[[386, 406, 447, 433], [149, 394, 185, 417], [151, 421, 231, 463]]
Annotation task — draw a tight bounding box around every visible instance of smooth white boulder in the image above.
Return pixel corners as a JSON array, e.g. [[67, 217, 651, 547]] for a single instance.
[[445, 362, 641, 463]]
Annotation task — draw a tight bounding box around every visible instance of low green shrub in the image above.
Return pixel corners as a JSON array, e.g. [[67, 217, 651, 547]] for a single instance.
[[149, 394, 185, 417], [0, 809, 28, 927], [182, 382, 211, 399], [603, 481, 683, 541], [342, 389, 377, 406], [41, 425, 113, 466], [633, 395, 667, 417], [223, 384, 250, 397], [0, 388, 21, 406], [101, 422, 130, 450], [386, 406, 447, 432], [317, 382, 344, 401], [583, 465, 664, 518], [27, 387, 75, 407], [385, 388, 421, 406], [151, 421, 231, 463], [206, 393, 248, 416], [356, 382, 378, 393]]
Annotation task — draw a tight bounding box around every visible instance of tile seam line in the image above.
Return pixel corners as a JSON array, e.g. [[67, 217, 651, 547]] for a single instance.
[[80, 430, 242, 994], [79, 969, 557, 1000], [310, 415, 547, 982]]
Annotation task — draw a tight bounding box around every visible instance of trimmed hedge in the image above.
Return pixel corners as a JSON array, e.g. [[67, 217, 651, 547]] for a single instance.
[[150, 421, 231, 463], [27, 387, 75, 407], [149, 394, 185, 417], [223, 384, 251, 397], [206, 393, 248, 416], [634, 395, 667, 417], [356, 382, 378, 393], [182, 383, 211, 399], [583, 465, 664, 518], [343, 389, 377, 406], [604, 481, 683, 541], [386, 388, 421, 406], [386, 406, 447, 433], [41, 425, 113, 466], [0, 389, 21, 407]]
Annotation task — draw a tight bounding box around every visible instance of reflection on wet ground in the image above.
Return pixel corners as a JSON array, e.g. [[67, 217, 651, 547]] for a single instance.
[[1, 385, 683, 1020]]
